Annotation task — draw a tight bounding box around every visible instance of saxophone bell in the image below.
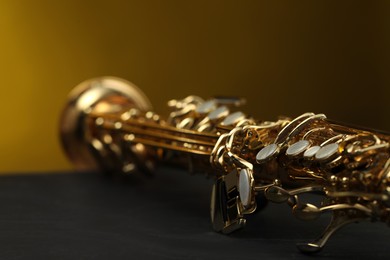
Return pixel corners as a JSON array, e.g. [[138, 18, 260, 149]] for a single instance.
[[59, 77, 153, 172]]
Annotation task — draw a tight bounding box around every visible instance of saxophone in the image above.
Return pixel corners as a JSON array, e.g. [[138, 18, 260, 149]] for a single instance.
[[60, 77, 390, 253]]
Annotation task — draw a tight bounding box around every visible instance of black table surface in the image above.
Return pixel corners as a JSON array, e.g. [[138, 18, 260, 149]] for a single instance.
[[0, 168, 389, 259]]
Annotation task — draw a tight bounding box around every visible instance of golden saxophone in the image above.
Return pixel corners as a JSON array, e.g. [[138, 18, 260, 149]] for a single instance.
[[60, 77, 390, 253]]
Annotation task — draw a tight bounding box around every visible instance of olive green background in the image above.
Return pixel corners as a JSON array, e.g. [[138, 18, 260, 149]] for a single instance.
[[0, 0, 388, 172]]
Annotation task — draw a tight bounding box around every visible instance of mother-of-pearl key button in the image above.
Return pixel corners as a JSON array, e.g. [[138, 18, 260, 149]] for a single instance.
[[221, 111, 245, 126], [238, 168, 251, 207], [195, 100, 217, 114], [315, 143, 339, 160], [256, 143, 278, 163], [208, 106, 229, 120], [286, 140, 310, 156], [303, 146, 321, 158]]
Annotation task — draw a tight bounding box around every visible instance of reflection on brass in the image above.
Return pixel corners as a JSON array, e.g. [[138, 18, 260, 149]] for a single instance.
[[60, 77, 390, 253]]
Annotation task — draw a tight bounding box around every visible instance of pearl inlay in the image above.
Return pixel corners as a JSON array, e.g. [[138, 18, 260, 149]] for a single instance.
[[239, 168, 251, 207], [256, 143, 278, 162], [208, 106, 229, 120], [221, 111, 245, 126], [195, 100, 217, 114], [286, 140, 310, 156], [303, 146, 321, 158], [315, 143, 339, 160]]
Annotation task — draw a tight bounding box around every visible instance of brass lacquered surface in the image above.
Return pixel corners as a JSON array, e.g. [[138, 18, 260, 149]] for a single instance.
[[61, 77, 390, 253]]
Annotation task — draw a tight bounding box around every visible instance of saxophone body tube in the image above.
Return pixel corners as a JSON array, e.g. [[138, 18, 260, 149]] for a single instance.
[[60, 77, 390, 253]]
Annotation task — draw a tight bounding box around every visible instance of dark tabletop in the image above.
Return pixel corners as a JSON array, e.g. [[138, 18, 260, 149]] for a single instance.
[[0, 168, 388, 259]]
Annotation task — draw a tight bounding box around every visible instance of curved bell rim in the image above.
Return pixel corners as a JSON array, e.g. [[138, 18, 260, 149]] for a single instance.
[[59, 76, 153, 171]]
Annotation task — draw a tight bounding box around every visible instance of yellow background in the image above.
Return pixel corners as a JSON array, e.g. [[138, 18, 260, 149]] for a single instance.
[[0, 1, 389, 173]]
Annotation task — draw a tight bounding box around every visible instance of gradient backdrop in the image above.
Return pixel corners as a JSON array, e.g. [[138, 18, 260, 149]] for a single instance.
[[0, 0, 389, 173]]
